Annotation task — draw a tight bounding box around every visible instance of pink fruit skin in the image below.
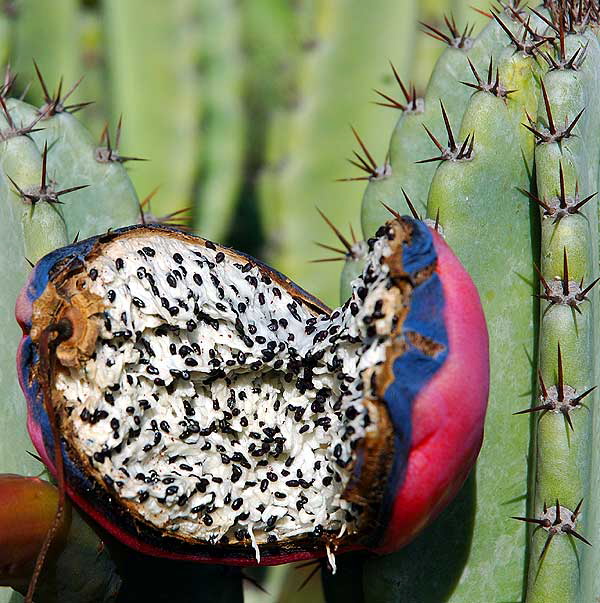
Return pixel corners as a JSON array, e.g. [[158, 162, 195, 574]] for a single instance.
[[374, 230, 489, 554], [16, 226, 488, 564]]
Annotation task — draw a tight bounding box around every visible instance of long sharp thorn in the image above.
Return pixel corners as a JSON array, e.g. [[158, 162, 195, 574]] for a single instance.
[[373, 88, 405, 110], [55, 184, 89, 197], [555, 500, 561, 525], [578, 277, 600, 300], [539, 533, 554, 561], [558, 163, 567, 208], [518, 187, 552, 212], [422, 123, 444, 152], [563, 107, 585, 138], [316, 207, 352, 252], [242, 572, 269, 595], [458, 133, 471, 159], [562, 247, 570, 296], [557, 342, 565, 402], [400, 188, 419, 219], [562, 407, 574, 430], [315, 242, 346, 255], [297, 562, 322, 592], [33, 59, 51, 103], [439, 101, 456, 151], [116, 115, 123, 150], [25, 257, 34, 268], [541, 81, 556, 135], [350, 126, 377, 171], [533, 262, 552, 295], [389, 61, 410, 102], [381, 200, 402, 220], [538, 369, 548, 399], [513, 403, 553, 415], [41, 142, 48, 191], [420, 21, 451, 45], [309, 258, 344, 264], [0, 94, 14, 129], [349, 223, 357, 244], [571, 191, 597, 213], [61, 74, 84, 104], [572, 499, 584, 520], [351, 151, 373, 174], [512, 516, 547, 526], [564, 527, 592, 546], [434, 208, 440, 232], [571, 385, 597, 406]]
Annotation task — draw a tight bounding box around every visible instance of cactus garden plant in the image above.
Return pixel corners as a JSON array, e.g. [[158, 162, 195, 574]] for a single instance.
[[5, 1, 600, 602]]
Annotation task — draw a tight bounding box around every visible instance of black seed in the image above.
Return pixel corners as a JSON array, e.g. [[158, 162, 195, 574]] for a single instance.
[[285, 480, 299, 487], [142, 246, 155, 257], [260, 479, 269, 492], [115, 258, 124, 270], [139, 491, 149, 503], [173, 252, 183, 264], [107, 289, 116, 303], [215, 251, 225, 263], [89, 268, 98, 281], [203, 514, 213, 526], [231, 465, 243, 482]]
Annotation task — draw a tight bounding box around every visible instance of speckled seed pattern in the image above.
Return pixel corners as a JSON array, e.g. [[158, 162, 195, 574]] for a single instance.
[[53, 226, 404, 555]]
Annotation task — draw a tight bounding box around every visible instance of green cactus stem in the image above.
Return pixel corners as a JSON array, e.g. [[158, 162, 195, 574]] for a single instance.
[[519, 24, 600, 602], [102, 0, 201, 217], [193, 0, 245, 242]]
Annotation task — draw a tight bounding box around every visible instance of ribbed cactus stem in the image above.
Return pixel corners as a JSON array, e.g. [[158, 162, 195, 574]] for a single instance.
[[523, 28, 600, 603]]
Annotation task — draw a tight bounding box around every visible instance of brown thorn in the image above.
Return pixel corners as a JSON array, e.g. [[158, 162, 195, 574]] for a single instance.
[[558, 163, 567, 208], [434, 208, 440, 232], [349, 223, 357, 244], [538, 369, 548, 399], [562, 247, 570, 295], [570, 385, 597, 407], [539, 532, 554, 561], [471, 6, 493, 19], [315, 241, 347, 256], [32, 59, 51, 103], [72, 231, 80, 244], [25, 257, 34, 268], [241, 572, 269, 595], [350, 126, 377, 172], [40, 141, 48, 192], [570, 191, 597, 213], [373, 88, 406, 111], [421, 123, 444, 152], [315, 209, 352, 252], [564, 526, 592, 547], [577, 276, 600, 301], [518, 187, 552, 212], [513, 402, 553, 415], [297, 562, 322, 592], [309, 257, 344, 264], [55, 184, 89, 197], [116, 114, 123, 150], [381, 200, 402, 220], [572, 499, 584, 520], [420, 21, 452, 45], [0, 93, 14, 129], [389, 61, 411, 102], [561, 407, 574, 430], [557, 341, 565, 403], [563, 107, 585, 138], [401, 188, 419, 219], [439, 101, 456, 151], [554, 500, 561, 525], [540, 81, 556, 135], [511, 515, 548, 526], [533, 262, 552, 295]]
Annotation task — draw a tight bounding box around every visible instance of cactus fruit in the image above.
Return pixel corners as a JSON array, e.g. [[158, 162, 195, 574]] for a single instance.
[[16, 216, 488, 568], [0, 474, 71, 591]]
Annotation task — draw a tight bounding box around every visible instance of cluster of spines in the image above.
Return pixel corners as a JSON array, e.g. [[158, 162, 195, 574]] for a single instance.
[[326, 2, 600, 602]]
